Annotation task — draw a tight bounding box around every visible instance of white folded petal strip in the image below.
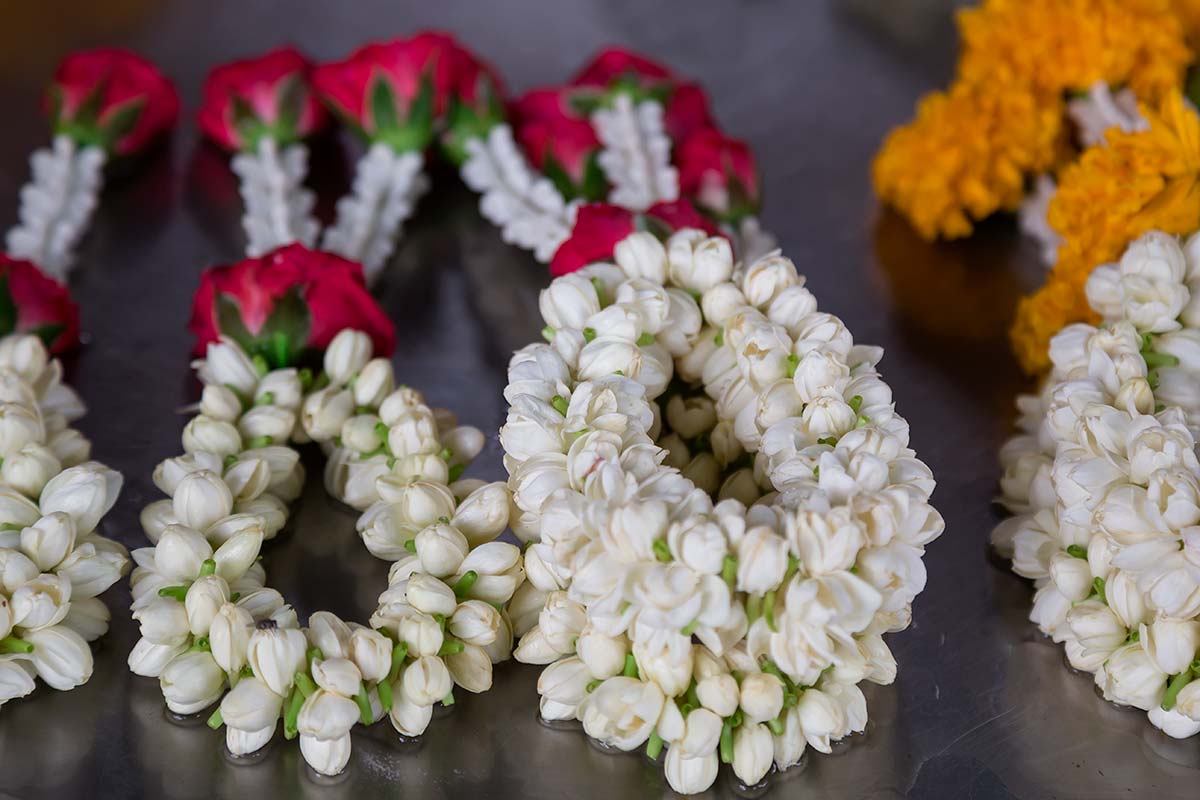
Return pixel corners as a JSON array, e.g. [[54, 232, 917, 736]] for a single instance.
[[128, 330, 524, 776], [501, 228, 942, 794], [995, 229, 1200, 740], [231, 138, 320, 257], [592, 95, 679, 212], [0, 333, 129, 710], [5, 136, 107, 281]]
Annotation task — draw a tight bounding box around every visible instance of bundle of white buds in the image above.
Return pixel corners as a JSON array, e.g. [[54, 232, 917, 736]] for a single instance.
[[501, 229, 941, 793], [0, 334, 129, 711], [129, 330, 524, 776], [996, 229, 1200, 740], [301, 330, 486, 512]]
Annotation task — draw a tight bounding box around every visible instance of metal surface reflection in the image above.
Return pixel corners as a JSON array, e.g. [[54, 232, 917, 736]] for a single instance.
[[0, 1, 1198, 798]]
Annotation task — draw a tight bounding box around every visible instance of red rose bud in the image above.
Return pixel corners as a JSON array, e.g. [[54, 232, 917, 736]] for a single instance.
[[512, 88, 605, 201], [677, 130, 760, 221], [197, 47, 328, 152], [440, 40, 507, 164], [47, 48, 178, 156], [549, 199, 721, 276], [314, 32, 463, 151], [188, 243, 395, 366], [0, 255, 81, 354], [568, 48, 714, 143]]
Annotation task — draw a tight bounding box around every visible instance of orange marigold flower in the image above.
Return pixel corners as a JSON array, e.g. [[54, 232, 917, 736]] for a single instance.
[[958, 0, 1190, 102], [1010, 92, 1200, 372], [872, 83, 1061, 240]]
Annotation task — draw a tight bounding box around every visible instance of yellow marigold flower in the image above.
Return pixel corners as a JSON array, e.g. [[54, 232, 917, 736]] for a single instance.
[[958, 0, 1190, 101], [872, 83, 1061, 240], [1010, 92, 1200, 372]]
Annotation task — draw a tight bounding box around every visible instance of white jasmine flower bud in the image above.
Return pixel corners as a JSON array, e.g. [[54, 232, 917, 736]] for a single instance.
[[739, 671, 785, 724], [247, 623, 308, 696], [666, 395, 717, 439], [307, 611, 352, 659], [10, 572, 71, 630], [736, 526, 789, 594], [402, 654, 453, 706], [1102, 643, 1167, 710], [538, 656, 591, 706], [669, 231, 733, 293], [614, 231, 668, 283], [414, 523, 469, 578], [446, 643, 493, 693], [127, 637, 188, 678], [3, 444, 60, 498], [349, 627, 391, 683], [732, 722, 773, 786], [395, 610, 444, 657], [234, 496, 287, 540], [702, 283, 748, 329], [172, 470, 233, 532], [299, 733, 352, 776], [0, 335, 47, 383], [196, 340, 258, 396], [20, 512, 76, 571], [378, 386, 425, 426], [659, 289, 703, 357], [47, 427, 90, 467], [696, 673, 738, 717], [199, 384, 242, 421], [0, 659, 36, 704], [387, 409, 441, 458], [539, 592, 587, 653], [577, 626, 628, 680], [634, 638, 694, 698], [389, 678, 434, 737], [1065, 600, 1125, 669], [768, 285, 819, 334], [341, 414, 384, 454], [678, 707, 723, 757], [0, 549, 38, 593], [540, 273, 603, 330], [182, 416, 242, 456], [376, 478, 457, 524], [1105, 570, 1149, 628], [452, 482, 511, 546], [39, 462, 121, 535], [221, 675, 283, 731], [1116, 231, 1189, 333], [719, 469, 760, 505], [324, 329, 372, 386], [1141, 618, 1200, 676], [578, 677, 665, 751], [682, 453, 722, 495], [185, 574, 230, 636], [449, 600, 501, 647], [26, 624, 92, 690], [514, 626, 560, 664], [0, 402, 43, 458], [742, 254, 799, 308], [133, 597, 191, 646], [0, 595, 10, 641], [237, 405, 295, 444], [302, 388, 355, 441], [311, 657, 363, 697], [160, 649, 225, 714], [796, 688, 845, 753], [356, 503, 412, 561], [1174, 678, 1200, 721], [354, 358, 395, 408], [1150, 705, 1200, 738], [222, 458, 271, 503], [212, 526, 264, 583], [236, 588, 286, 622], [665, 747, 719, 795], [139, 499, 177, 543], [403, 574, 457, 617], [210, 603, 253, 674], [257, 368, 303, 410]]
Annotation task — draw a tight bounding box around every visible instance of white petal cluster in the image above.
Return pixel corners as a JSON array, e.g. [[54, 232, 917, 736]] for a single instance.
[[322, 144, 429, 281], [502, 229, 941, 793], [231, 138, 319, 257], [996, 229, 1200, 739], [5, 136, 106, 281], [0, 334, 128, 711], [131, 331, 523, 776], [591, 93, 679, 212], [460, 124, 580, 263]]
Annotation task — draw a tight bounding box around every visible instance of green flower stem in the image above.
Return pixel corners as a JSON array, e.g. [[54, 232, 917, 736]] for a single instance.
[[355, 685, 374, 725], [766, 716, 785, 736], [198, 559, 217, 578], [646, 730, 664, 759], [254, 391, 275, 407], [722, 555, 738, 589], [157, 585, 189, 601], [207, 708, 224, 730], [551, 395, 569, 416], [388, 642, 409, 683], [623, 653, 640, 679], [585, 678, 602, 693], [1144, 351, 1181, 369], [652, 539, 672, 563], [307, 647, 324, 667], [404, 539, 417, 555], [763, 589, 777, 631], [283, 687, 304, 739], [452, 571, 478, 599], [442, 691, 455, 707], [1066, 544, 1087, 559], [246, 435, 274, 449], [541, 325, 555, 342], [0, 636, 33, 654], [438, 640, 465, 656], [1163, 668, 1195, 711], [377, 679, 394, 712], [719, 721, 734, 763], [746, 594, 763, 624], [294, 671, 317, 699]]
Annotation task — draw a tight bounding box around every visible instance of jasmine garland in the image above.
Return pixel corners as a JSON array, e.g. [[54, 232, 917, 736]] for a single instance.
[[995, 230, 1200, 738], [129, 330, 524, 776], [502, 228, 942, 794]]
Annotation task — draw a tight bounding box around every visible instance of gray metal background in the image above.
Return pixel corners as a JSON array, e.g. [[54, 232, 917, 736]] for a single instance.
[[0, 1, 1190, 797]]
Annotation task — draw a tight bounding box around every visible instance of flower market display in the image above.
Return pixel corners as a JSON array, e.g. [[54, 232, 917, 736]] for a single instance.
[[502, 225, 942, 793], [0, 31, 945, 795], [0, 49, 178, 713]]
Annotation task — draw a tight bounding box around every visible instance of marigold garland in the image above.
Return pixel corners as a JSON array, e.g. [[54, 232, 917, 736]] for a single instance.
[[873, 0, 1191, 241], [1011, 92, 1200, 372]]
